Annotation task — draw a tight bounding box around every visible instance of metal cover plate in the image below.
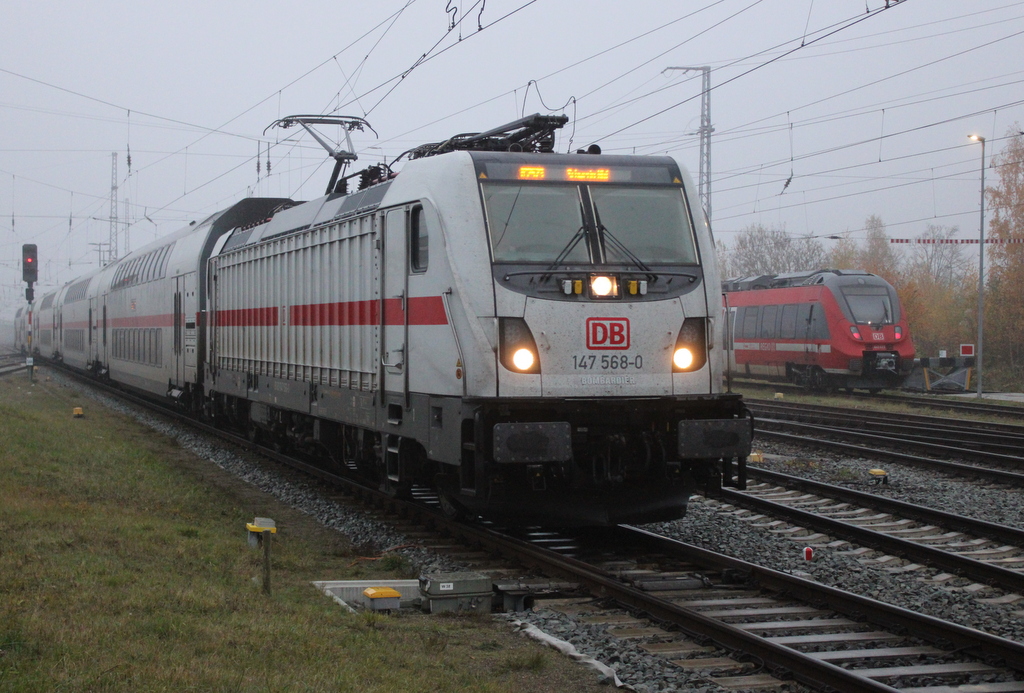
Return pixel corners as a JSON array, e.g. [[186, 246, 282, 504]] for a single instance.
[[493, 422, 572, 463], [677, 418, 751, 459]]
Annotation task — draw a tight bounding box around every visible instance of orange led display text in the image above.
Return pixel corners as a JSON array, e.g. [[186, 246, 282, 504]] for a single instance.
[[565, 168, 611, 182], [518, 166, 546, 180]]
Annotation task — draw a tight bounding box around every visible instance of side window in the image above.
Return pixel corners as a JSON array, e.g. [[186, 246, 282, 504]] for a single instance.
[[780, 304, 798, 339], [759, 305, 778, 339], [410, 205, 428, 273], [809, 304, 831, 339], [741, 307, 759, 340], [797, 304, 812, 337], [142, 252, 157, 282], [730, 307, 743, 343]]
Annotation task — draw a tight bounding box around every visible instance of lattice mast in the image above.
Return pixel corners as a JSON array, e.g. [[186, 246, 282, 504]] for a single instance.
[[109, 152, 118, 263], [665, 67, 712, 228]]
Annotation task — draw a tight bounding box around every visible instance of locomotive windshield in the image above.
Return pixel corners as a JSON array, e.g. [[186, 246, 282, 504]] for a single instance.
[[483, 182, 697, 266], [486, 185, 588, 263], [840, 285, 899, 325]]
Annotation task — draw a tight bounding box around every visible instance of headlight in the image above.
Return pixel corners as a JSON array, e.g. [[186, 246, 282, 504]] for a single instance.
[[588, 274, 619, 299], [499, 317, 541, 374], [672, 318, 708, 372], [673, 348, 694, 370], [512, 348, 535, 371]]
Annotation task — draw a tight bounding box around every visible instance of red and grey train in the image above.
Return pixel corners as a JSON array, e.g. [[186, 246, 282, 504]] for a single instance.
[[14, 114, 751, 526], [723, 269, 915, 392]]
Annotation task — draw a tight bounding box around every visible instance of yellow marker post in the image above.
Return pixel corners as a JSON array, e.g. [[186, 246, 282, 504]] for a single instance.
[[246, 517, 277, 595]]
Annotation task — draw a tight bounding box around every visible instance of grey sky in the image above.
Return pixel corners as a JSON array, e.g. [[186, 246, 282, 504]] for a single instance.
[[2, 0, 1021, 317]]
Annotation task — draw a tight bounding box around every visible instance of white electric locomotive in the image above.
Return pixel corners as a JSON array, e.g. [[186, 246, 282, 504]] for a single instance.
[[43, 114, 752, 526]]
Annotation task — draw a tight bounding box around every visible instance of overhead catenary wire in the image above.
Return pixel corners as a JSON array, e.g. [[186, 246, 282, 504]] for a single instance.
[[2, 0, 1024, 294]]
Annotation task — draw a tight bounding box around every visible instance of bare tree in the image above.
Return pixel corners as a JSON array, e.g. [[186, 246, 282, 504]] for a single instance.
[[858, 215, 903, 284], [726, 223, 827, 277], [907, 225, 970, 284], [900, 225, 974, 358]]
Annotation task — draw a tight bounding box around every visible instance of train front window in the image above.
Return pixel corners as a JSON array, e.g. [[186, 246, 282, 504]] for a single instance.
[[483, 182, 696, 266], [840, 286, 897, 325], [484, 185, 589, 263], [591, 186, 697, 264]]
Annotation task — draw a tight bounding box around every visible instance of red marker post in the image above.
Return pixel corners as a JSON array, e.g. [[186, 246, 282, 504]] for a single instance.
[[803, 547, 814, 561]]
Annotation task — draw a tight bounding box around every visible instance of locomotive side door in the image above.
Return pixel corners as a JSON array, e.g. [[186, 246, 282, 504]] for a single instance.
[[798, 303, 815, 366], [100, 296, 108, 369], [381, 208, 408, 401], [180, 272, 199, 382], [88, 296, 96, 364], [170, 272, 199, 387]]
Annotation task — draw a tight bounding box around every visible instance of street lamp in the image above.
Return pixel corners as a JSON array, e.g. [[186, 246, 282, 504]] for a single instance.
[[969, 134, 986, 399]]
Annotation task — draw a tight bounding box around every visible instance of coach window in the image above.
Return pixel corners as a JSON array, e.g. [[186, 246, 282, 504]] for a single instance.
[[741, 307, 759, 340], [809, 304, 831, 339], [780, 304, 798, 340], [410, 205, 428, 273], [141, 251, 157, 282], [734, 307, 746, 339], [759, 305, 778, 339], [797, 304, 812, 337]]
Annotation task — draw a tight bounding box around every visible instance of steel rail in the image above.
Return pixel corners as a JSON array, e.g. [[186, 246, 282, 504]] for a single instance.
[[713, 478, 1024, 594], [617, 526, 1024, 677], [755, 426, 1024, 486], [745, 466, 1024, 547]]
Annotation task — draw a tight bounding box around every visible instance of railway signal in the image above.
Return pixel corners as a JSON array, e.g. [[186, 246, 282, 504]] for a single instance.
[[22, 243, 37, 283], [22, 243, 37, 302]]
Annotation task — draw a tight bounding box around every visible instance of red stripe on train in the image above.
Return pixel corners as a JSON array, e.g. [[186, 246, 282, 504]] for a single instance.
[[216, 297, 448, 327], [217, 307, 279, 327]]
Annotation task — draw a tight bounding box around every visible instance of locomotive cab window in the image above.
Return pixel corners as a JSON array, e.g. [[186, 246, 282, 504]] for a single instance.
[[485, 185, 588, 263], [410, 205, 428, 272], [840, 285, 896, 325], [482, 181, 697, 267], [590, 186, 697, 264]]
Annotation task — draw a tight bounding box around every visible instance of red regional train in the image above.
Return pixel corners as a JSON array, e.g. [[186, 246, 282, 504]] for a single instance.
[[722, 269, 915, 392]]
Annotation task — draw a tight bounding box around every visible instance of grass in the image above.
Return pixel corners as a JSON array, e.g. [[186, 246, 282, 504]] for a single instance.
[[0, 371, 599, 693]]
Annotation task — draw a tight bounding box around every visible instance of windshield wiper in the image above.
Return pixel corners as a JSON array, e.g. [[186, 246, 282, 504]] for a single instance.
[[598, 224, 654, 276], [546, 225, 588, 271]]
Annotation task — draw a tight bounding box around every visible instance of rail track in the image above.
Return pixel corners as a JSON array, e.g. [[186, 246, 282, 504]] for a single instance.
[[0, 352, 29, 377], [37, 364, 1024, 692], [747, 400, 1024, 487], [708, 465, 1024, 595], [735, 379, 1024, 420]]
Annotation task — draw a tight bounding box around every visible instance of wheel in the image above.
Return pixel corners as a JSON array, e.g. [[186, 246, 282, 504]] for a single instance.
[[438, 488, 466, 520], [380, 478, 412, 499], [247, 423, 263, 445]]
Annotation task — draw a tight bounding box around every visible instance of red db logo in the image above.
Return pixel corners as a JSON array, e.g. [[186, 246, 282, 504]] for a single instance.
[[586, 317, 630, 350]]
